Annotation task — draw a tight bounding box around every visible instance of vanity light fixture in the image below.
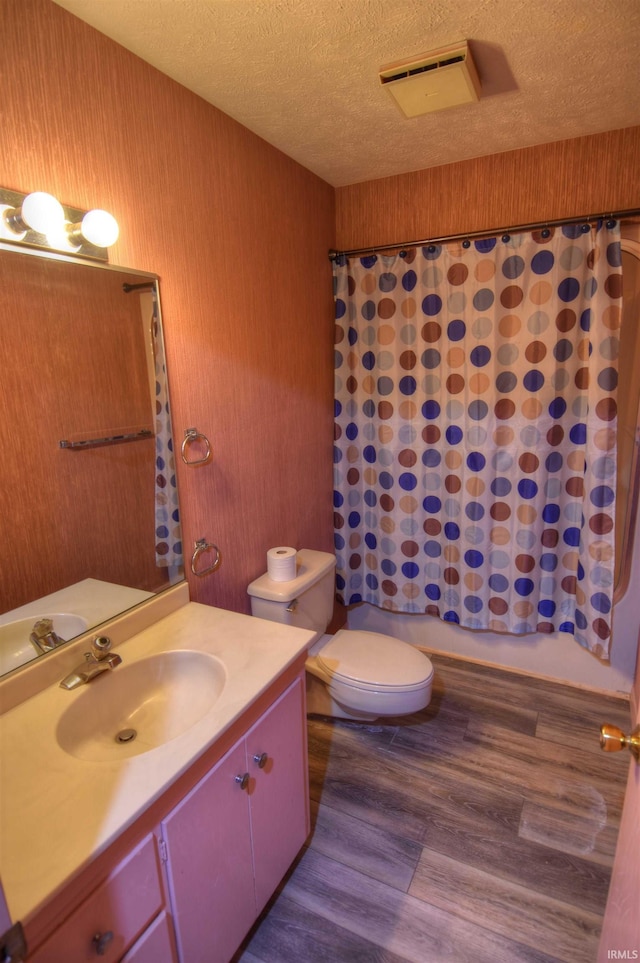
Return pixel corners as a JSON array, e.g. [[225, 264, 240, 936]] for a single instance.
[[0, 186, 119, 262]]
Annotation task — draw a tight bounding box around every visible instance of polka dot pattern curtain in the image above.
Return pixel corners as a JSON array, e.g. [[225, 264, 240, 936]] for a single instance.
[[333, 222, 622, 660], [153, 292, 183, 570]]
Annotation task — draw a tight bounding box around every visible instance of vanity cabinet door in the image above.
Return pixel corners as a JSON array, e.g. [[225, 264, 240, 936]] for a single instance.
[[121, 910, 178, 963], [247, 675, 309, 913], [26, 834, 164, 962], [161, 740, 256, 963], [160, 673, 309, 963]]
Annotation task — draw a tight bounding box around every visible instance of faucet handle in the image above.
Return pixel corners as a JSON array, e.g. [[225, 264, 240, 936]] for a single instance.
[[90, 636, 112, 660], [32, 618, 55, 638], [30, 618, 63, 653]]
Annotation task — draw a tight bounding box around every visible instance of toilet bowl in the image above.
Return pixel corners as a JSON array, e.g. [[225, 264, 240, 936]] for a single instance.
[[305, 628, 433, 720], [247, 549, 434, 721]]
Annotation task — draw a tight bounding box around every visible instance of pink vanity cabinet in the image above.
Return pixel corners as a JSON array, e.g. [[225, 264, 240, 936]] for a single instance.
[[22, 659, 309, 963], [162, 672, 309, 962]]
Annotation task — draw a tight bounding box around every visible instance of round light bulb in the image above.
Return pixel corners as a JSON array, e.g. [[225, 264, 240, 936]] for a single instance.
[[21, 192, 65, 235], [81, 209, 119, 247]]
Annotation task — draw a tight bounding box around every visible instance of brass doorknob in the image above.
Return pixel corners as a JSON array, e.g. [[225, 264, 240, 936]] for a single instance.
[[600, 723, 640, 762]]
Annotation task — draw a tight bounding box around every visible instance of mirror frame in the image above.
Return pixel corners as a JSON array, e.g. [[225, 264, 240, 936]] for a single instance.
[[0, 241, 184, 679]]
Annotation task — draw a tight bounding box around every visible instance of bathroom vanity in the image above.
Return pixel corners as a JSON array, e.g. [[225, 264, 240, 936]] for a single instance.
[[0, 592, 314, 962]]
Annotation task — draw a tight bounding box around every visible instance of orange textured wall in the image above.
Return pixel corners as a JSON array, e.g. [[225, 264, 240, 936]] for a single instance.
[[1, 0, 336, 614], [336, 127, 640, 250], [4, 0, 639, 620]]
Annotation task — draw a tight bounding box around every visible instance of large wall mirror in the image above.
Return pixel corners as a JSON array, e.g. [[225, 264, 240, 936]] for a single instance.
[[0, 245, 184, 678]]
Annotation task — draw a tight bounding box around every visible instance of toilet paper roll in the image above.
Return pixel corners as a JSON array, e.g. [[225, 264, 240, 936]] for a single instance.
[[267, 546, 297, 581]]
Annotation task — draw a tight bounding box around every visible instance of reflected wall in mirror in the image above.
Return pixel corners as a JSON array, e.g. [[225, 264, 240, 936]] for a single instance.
[[0, 246, 184, 677]]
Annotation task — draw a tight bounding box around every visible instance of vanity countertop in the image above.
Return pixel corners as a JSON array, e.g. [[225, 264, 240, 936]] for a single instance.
[[0, 601, 314, 925]]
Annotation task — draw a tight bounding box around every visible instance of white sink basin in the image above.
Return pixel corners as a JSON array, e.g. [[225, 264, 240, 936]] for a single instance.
[[56, 650, 226, 761], [0, 613, 89, 675]]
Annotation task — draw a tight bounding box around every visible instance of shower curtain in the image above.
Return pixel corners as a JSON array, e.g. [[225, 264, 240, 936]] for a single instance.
[[333, 221, 622, 659], [152, 292, 183, 570]]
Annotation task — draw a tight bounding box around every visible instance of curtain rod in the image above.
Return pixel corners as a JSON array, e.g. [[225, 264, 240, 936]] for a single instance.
[[328, 207, 640, 261]]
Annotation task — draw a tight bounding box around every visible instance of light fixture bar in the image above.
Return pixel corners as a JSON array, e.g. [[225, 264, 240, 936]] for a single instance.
[[0, 186, 118, 262]]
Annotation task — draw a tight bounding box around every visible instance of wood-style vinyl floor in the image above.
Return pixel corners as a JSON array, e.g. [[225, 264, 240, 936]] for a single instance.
[[234, 654, 630, 963]]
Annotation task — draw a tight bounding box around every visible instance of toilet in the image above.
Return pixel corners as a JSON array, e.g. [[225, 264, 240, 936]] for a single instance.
[[247, 549, 434, 721]]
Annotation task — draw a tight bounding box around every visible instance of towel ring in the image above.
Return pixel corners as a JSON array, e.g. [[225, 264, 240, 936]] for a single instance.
[[181, 428, 211, 466], [191, 538, 222, 577]]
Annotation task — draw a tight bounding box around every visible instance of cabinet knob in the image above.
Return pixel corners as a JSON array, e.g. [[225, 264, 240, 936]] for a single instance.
[[253, 752, 268, 769], [235, 772, 249, 790], [92, 930, 114, 956]]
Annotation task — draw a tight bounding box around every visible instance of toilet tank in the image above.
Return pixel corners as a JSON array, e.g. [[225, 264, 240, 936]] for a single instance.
[[247, 549, 336, 640]]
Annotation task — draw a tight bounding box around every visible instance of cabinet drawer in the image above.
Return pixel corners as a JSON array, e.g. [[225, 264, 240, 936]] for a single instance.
[[27, 835, 164, 962]]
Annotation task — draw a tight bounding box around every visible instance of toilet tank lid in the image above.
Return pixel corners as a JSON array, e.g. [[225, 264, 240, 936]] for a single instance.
[[247, 549, 336, 602]]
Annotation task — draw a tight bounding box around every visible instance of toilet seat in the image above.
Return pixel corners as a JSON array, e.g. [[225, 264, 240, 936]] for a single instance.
[[316, 629, 434, 691]]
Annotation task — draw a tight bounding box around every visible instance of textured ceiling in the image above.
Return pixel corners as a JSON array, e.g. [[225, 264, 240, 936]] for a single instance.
[[53, 0, 640, 187]]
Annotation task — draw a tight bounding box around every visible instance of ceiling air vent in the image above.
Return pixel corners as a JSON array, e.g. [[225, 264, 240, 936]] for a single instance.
[[379, 42, 481, 118]]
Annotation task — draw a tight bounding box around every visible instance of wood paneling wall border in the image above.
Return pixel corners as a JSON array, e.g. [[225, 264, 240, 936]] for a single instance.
[[335, 127, 640, 251]]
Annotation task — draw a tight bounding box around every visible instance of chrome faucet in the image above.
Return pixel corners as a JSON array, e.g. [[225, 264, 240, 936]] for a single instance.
[[30, 618, 63, 654], [59, 636, 122, 690]]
